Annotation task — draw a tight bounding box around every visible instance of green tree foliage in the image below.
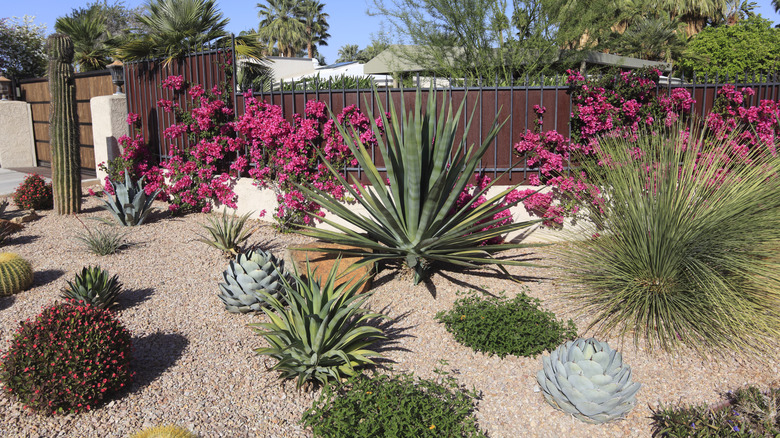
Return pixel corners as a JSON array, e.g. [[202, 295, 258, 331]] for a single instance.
[[257, 0, 330, 58], [116, 0, 231, 62], [257, 0, 307, 57], [606, 13, 687, 62], [67, 0, 143, 36], [335, 44, 359, 62], [0, 16, 47, 80], [55, 9, 113, 71], [300, 0, 330, 59], [355, 31, 391, 62], [678, 15, 780, 79]]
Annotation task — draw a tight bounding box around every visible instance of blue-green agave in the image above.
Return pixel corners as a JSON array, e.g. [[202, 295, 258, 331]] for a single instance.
[[537, 338, 641, 424], [101, 172, 162, 226], [217, 249, 288, 313]]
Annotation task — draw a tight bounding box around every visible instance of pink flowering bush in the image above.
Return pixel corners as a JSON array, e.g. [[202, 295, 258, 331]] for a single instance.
[[706, 84, 779, 157], [235, 96, 382, 230], [450, 174, 522, 245], [0, 300, 134, 415]]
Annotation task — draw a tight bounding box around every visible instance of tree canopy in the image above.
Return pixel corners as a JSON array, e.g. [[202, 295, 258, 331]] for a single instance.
[[677, 15, 780, 79], [0, 16, 47, 80]]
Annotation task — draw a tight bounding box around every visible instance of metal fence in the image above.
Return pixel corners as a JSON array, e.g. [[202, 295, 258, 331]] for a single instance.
[[124, 46, 780, 185]]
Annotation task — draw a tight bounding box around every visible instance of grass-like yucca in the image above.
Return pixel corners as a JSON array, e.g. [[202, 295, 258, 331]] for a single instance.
[[559, 125, 780, 355]]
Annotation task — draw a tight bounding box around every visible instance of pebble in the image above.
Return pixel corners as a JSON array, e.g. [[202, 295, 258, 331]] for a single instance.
[[0, 196, 777, 437]]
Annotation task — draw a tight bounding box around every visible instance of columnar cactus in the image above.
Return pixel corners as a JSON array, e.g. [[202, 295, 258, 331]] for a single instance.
[[0, 253, 34, 296], [47, 34, 81, 214]]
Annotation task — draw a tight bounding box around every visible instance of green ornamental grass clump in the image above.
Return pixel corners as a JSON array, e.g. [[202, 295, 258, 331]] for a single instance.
[[13, 173, 53, 210], [301, 368, 487, 438], [436, 291, 577, 358], [651, 386, 780, 437], [560, 125, 780, 355], [0, 300, 133, 414]]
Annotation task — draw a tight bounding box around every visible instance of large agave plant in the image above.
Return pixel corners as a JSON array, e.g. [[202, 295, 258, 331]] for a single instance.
[[61, 266, 123, 310], [536, 338, 641, 424], [218, 249, 288, 313], [297, 87, 539, 284], [250, 259, 385, 388], [101, 172, 162, 226]]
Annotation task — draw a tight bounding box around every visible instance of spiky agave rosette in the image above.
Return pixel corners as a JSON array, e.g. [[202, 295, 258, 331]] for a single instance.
[[536, 337, 641, 424]]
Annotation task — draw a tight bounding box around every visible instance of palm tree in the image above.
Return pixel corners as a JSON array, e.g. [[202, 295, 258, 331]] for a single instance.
[[773, 0, 779, 13], [335, 44, 359, 63], [300, 0, 330, 59], [609, 14, 687, 62], [656, 0, 730, 36], [55, 9, 113, 71], [116, 0, 230, 62], [257, 0, 306, 57]]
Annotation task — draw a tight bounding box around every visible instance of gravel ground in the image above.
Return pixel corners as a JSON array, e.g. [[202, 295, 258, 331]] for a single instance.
[[0, 194, 778, 438]]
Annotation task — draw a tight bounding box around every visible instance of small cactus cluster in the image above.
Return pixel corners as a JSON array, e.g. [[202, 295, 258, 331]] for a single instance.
[[0, 253, 33, 296]]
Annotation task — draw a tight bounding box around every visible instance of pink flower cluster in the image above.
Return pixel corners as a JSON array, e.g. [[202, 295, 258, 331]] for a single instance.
[[234, 95, 382, 230], [706, 84, 779, 157], [451, 175, 518, 245]]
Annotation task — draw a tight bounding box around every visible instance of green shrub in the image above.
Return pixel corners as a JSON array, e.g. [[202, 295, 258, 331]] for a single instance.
[[560, 125, 780, 354], [13, 173, 53, 210], [0, 300, 133, 414], [250, 259, 385, 388], [301, 366, 487, 438], [435, 291, 576, 358], [297, 87, 537, 284], [651, 386, 780, 437]]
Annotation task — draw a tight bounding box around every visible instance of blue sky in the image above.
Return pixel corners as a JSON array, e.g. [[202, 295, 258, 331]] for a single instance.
[[5, 0, 780, 65]]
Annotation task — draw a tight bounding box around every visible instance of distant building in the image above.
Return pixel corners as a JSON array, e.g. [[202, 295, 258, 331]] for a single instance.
[[239, 56, 391, 89]]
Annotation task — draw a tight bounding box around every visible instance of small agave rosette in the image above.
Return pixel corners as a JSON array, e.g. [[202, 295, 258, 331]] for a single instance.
[[536, 338, 641, 424]]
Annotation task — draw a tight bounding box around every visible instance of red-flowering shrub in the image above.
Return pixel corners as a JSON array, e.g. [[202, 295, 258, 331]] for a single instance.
[[0, 300, 134, 415], [12, 173, 53, 210]]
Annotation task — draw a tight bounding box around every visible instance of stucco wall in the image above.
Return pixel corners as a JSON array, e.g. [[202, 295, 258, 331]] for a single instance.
[[0, 101, 36, 168], [91, 94, 129, 182], [215, 178, 585, 244]]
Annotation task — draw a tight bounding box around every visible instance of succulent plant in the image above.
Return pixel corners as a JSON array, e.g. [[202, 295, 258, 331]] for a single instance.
[[101, 172, 162, 226], [536, 337, 641, 424], [251, 259, 385, 388], [130, 424, 198, 438], [218, 249, 288, 313], [61, 266, 122, 310], [197, 210, 255, 257], [0, 253, 33, 296]]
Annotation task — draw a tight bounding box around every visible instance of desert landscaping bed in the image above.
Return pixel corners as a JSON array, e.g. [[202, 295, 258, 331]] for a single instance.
[[0, 194, 778, 437]]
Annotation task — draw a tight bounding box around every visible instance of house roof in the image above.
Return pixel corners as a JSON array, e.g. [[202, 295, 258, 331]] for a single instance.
[[363, 45, 673, 74]]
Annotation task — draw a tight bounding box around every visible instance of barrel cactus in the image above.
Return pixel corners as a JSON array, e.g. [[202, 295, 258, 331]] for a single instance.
[[47, 33, 81, 215], [218, 249, 289, 313], [0, 253, 34, 296], [61, 266, 122, 310], [536, 337, 641, 424], [130, 424, 197, 438]]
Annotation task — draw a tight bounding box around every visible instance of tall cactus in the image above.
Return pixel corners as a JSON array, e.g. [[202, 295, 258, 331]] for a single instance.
[[47, 34, 81, 214]]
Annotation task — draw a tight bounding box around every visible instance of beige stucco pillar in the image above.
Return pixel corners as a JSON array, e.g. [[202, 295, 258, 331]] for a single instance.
[[0, 101, 37, 168], [90, 94, 129, 183]]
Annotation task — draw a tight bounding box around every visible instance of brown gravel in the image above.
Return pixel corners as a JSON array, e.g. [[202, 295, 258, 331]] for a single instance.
[[0, 194, 778, 438]]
